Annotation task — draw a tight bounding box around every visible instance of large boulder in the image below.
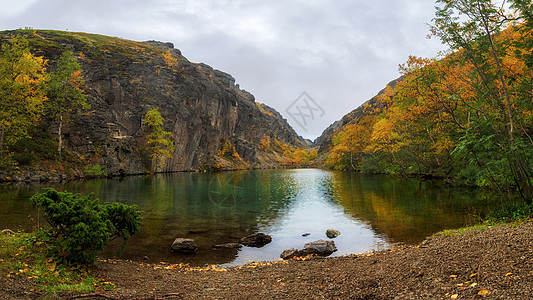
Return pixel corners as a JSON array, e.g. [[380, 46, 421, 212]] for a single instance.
[[240, 233, 272, 247], [299, 240, 337, 256], [170, 238, 198, 253], [280, 248, 300, 260], [326, 229, 341, 238]]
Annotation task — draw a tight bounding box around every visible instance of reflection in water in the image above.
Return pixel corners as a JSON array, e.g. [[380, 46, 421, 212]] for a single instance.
[[0, 169, 510, 266], [328, 172, 501, 244]]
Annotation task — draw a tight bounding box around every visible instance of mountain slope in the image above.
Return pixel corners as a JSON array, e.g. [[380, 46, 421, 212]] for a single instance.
[[0, 30, 305, 177]]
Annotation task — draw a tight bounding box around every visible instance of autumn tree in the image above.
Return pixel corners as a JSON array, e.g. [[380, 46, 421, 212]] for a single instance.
[[46, 50, 88, 159], [219, 140, 243, 162], [375, 57, 458, 175], [259, 135, 272, 152], [327, 121, 374, 170], [163, 50, 179, 68], [0, 36, 47, 165], [432, 0, 533, 202], [144, 108, 174, 172], [324, 1, 533, 203]]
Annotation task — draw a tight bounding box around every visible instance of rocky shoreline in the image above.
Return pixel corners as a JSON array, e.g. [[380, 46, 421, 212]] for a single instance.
[[2, 222, 532, 299], [0, 164, 295, 184]]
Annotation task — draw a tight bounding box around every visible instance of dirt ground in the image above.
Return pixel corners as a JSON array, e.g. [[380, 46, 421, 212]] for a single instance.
[[2, 222, 533, 299]]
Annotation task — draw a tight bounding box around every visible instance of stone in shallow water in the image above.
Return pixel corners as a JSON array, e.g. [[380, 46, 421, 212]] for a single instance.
[[280, 248, 300, 260], [170, 238, 198, 253], [326, 229, 341, 238], [299, 239, 337, 256], [213, 243, 242, 249], [240, 233, 272, 247]]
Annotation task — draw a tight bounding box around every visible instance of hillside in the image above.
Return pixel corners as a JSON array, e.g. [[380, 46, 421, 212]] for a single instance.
[[314, 77, 402, 153], [0, 29, 307, 180], [316, 19, 533, 201]]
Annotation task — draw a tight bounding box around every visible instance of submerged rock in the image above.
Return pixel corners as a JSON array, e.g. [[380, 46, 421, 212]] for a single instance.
[[299, 240, 337, 256], [240, 233, 272, 247], [188, 228, 211, 234], [326, 229, 341, 239], [170, 238, 198, 253], [213, 243, 242, 249]]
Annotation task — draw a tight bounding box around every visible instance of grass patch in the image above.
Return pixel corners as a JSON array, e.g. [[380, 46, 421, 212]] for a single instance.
[[0, 232, 108, 297], [84, 164, 108, 177], [438, 223, 491, 236], [437, 202, 533, 237], [47, 279, 98, 294]]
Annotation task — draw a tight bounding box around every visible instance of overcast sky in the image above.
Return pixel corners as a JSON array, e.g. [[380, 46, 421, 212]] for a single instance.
[[0, 0, 447, 140]]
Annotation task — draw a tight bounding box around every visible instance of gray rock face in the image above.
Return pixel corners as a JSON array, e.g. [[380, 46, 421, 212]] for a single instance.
[[12, 30, 306, 178], [240, 233, 272, 247], [170, 238, 198, 253], [299, 239, 337, 256], [326, 229, 341, 238]]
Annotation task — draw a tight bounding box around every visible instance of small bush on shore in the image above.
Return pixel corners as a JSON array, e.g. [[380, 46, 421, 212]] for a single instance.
[[487, 202, 533, 224], [30, 188, 142, 265]]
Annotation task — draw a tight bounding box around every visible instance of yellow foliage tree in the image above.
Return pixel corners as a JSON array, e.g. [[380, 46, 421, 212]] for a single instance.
[[0, 36, 47, 164]]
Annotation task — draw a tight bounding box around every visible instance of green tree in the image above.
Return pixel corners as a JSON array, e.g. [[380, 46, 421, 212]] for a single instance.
[[509, 0, 533, 82], [30, 188, 142, 265], [47, 50, 88, 159], [144, 108, 174, 172], [0, 36, 47, 164]]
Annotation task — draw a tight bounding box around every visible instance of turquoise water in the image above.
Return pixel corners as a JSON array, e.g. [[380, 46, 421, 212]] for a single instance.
[[0, 169, 504, 267]]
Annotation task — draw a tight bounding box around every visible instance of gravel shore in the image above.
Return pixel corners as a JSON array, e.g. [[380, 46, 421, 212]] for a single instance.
[[2, 222, 532, 299]]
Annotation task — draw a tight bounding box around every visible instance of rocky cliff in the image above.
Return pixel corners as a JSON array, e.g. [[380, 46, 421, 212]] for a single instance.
[[0, 30, 305, 177]]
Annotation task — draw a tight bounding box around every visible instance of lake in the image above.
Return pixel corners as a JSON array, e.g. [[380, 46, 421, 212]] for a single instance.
[[0, 168, 505, 267]]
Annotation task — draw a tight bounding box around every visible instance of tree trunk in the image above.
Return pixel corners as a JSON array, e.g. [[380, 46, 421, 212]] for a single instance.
[[478, 4, 515, 144], [58, 114, 63, 160], [0, 123, 5, 160]]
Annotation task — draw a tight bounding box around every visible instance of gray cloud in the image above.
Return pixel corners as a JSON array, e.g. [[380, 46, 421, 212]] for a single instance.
[[0, 0, 446, 139]]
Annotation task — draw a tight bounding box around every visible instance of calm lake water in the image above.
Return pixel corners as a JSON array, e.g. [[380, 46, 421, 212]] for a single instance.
[[0, 169, 506, 267]]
